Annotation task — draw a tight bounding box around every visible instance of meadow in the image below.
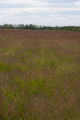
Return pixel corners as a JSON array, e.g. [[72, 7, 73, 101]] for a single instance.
[[0, 30, 80, 120]]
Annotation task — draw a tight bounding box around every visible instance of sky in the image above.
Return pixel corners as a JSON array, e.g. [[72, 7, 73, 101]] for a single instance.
[[0, 0, 80, 26]]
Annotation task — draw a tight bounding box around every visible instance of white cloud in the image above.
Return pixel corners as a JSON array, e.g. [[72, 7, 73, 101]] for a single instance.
[[0, 0, 49, 6], [0, 0, 80, 26], [72, 1, 80, 6], [0, 0, 80, 7]]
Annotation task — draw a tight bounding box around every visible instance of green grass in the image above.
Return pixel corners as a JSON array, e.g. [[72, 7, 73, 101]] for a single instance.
[[0, 30, 80, 120], [14, 63, 27, 72], [0, 61, 12, 72], [0, 61, 27, 73]]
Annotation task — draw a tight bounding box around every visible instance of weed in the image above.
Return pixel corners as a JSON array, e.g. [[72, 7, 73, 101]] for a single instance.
[[0, 61, 12, 72]]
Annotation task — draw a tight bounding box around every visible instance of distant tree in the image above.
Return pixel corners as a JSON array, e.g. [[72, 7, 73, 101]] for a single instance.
[[0, 24, 80, 32]]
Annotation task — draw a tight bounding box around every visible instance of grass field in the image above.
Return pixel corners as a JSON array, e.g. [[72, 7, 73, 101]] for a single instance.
[[0, 30, 80, 120]]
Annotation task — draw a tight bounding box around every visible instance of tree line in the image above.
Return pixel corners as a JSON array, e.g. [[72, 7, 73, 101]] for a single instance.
[[0, 24, 80, 32]]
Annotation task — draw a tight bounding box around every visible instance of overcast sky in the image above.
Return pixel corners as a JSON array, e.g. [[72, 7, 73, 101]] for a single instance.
[[0, 0, 80, 26]]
